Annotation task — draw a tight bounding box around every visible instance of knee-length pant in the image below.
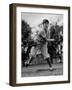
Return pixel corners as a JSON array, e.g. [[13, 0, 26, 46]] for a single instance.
[[30, 42, 50, 59]]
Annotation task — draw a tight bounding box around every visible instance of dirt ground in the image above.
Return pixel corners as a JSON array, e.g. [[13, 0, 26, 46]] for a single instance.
[[21, 63, 63, 77]]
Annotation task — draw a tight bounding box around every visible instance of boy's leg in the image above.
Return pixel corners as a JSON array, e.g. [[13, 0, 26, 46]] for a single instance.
[[42, 49, 54, 70], [45, 57, 52, 67], [45, 57, 55, 71], [41, 43, 52, 68], [25, 47, 36, 67], [28, 56, 34, 64], [25, 56, 34, 67]]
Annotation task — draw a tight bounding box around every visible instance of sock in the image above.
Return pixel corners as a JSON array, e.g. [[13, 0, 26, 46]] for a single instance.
[[46, 58, 52, 67], [29, 57, 34, 64]]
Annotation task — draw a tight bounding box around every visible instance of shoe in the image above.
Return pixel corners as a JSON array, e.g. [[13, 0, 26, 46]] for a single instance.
[[49, 67, 55, 71], [25, 61, 30, 67], [25, 64, 29, 67]]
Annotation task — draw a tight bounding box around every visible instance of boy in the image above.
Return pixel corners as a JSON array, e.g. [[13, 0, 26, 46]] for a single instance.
[[25, 19, 54, 71]]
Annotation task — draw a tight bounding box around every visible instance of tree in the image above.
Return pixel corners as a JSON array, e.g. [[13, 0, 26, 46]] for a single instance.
[[48, 24, 63, 63], [21, 20, 32, 66], [21, 20, 31, 47]]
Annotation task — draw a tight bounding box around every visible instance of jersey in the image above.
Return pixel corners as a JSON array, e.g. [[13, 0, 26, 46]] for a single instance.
[[30, 26, 50, 59]]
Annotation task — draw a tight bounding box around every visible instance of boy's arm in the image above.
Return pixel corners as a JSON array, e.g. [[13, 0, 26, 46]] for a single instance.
[[39, 31, 46, 42]]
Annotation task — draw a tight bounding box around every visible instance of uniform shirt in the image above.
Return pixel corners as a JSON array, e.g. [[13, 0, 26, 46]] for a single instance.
[[39, 28, 50, 59], [36, 27, 50, 46], [30, 26, 50, 59]]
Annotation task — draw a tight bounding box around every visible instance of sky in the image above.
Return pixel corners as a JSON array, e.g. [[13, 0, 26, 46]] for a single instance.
[[21, 12, 63, 28], [21, 12, 63, 38]]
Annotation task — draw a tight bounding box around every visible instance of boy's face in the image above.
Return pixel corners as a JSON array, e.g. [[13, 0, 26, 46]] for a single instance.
[[43, 23, 49, 30]]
